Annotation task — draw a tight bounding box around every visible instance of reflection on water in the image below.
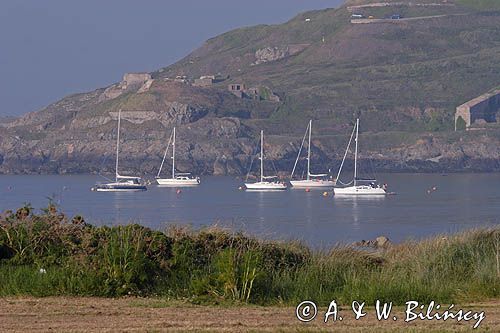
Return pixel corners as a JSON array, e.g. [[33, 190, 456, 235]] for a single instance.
[[305, 191, 313, 232], [0, 174, 499, 247], [334, 195, 387, 231], [352, 198, 359, 229]]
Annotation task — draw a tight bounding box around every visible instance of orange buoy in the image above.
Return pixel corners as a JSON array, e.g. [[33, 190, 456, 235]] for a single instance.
[[322, 191, 329, 197]]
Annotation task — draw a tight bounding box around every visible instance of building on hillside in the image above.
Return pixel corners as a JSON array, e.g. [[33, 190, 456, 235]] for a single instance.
[[174, 75, 188, 83], [193, 75, 215, 87], [228, 84, 246, 98], [193, 77, 213, 87], [455, 89, 500, 130], [193, 74, 228, 87], [120, 73, 152, 89], [245, 87, 260, 100]]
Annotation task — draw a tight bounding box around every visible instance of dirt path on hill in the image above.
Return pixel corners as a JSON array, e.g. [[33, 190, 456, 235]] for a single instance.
[[0, 297, 499, 332], [351, 13, 468, 24]]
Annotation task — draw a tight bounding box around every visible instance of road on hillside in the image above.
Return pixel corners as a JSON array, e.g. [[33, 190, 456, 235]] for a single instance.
[[351, 13, 468, 24]]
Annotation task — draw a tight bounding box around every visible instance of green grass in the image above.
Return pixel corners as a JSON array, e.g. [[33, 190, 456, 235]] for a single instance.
[[457, 0, 500, 11], [1, 204, 499, 306]]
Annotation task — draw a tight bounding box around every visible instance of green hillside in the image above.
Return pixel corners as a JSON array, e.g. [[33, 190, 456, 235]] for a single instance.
[[457, 0, 500, 10], [155, 1, 500, 134], [1, 0, 500, 175]]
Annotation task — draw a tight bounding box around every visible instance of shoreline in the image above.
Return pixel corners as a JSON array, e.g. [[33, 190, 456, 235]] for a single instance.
[[1, 205, 499, 306], [2, 169, 500, 176], [2, 173, 499, 250]]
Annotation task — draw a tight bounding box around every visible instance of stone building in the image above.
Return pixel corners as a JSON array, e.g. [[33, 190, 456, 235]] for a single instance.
[[99, 73, 153, 102], [228, 84, 245, 98], [193, 76, 215, 87], [174, 75, 188, 83], [455, 89, 500, 130], [245, 87, 260, 100], [121, 73, 152, 89]]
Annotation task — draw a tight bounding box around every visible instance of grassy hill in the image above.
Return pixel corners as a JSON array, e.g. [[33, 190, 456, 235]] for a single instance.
[[157, 1, 500, 134], [0, 0, 499, 175]]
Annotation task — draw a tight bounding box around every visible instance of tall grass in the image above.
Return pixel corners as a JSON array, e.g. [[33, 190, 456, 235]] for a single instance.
[[0, 205, 499, 305]]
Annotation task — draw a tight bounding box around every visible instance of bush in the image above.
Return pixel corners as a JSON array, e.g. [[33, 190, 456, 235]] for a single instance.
[[456, 116, 467, 131]]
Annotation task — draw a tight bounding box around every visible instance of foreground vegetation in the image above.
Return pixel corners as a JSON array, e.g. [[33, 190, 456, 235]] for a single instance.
[[0, 205, 499, 306]]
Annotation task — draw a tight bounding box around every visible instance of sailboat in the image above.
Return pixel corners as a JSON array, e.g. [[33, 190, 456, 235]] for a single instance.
[[335, 119, 387, 195], [92, 110, 147, 192], [244, 130, 287, 191], [156, 127, 200, 186], [290, 120, 335, 188]]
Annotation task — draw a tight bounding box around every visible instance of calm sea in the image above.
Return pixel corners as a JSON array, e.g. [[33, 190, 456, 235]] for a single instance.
[[1, 174, 499, 247]]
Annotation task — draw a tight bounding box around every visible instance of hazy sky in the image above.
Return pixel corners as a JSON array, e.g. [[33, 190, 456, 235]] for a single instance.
[[0, 0, 343, 117]]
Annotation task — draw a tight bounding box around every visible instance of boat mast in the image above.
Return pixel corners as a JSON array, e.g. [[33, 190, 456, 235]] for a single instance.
[[354, 118, 359, 187], [335, 121, 356, 185], [115, 109, 121, 182], [307, 120, 312, 180], [260, 130, 264, 183], [290, 122, 309, 180], [157, 128, 174, 178], [172, 127, 176, 179]]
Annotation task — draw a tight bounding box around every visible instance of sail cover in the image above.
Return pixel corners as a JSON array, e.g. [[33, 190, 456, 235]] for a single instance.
[[355, 177, 377, 182], [308, 173, 329, 177], [117, 174, 142, 180]]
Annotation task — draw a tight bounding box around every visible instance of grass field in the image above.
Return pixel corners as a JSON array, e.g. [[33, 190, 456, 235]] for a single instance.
[[0, 297, 499, 332]]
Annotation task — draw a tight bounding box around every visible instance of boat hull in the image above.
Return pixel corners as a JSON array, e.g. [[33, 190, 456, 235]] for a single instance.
[[244, 182, 287, 191], [290, 180, 336, 188], [93, 184, 147, 192], [334, 185, 386, 195], [156, 178, 200, 186]]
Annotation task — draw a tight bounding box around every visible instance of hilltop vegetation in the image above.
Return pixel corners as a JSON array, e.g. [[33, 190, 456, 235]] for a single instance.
[[159, 1, 499, 133], [347, 0, 500, 9], [0, 0, 499, 175], [457, 0, 500, 10]]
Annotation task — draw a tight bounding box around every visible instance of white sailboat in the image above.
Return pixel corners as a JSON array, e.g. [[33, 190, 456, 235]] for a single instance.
[[290, 120, 335, 188], [156, 127, 200, 186], [244, 130, 287, 191], [92, 110, 147, 192], [335, 119, 387, 195]]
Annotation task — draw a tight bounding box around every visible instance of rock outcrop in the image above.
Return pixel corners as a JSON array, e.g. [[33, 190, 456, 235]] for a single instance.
[[253, 44, 309, 65], [354, 236, 392, 248], [253, 47, 289, 65]]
